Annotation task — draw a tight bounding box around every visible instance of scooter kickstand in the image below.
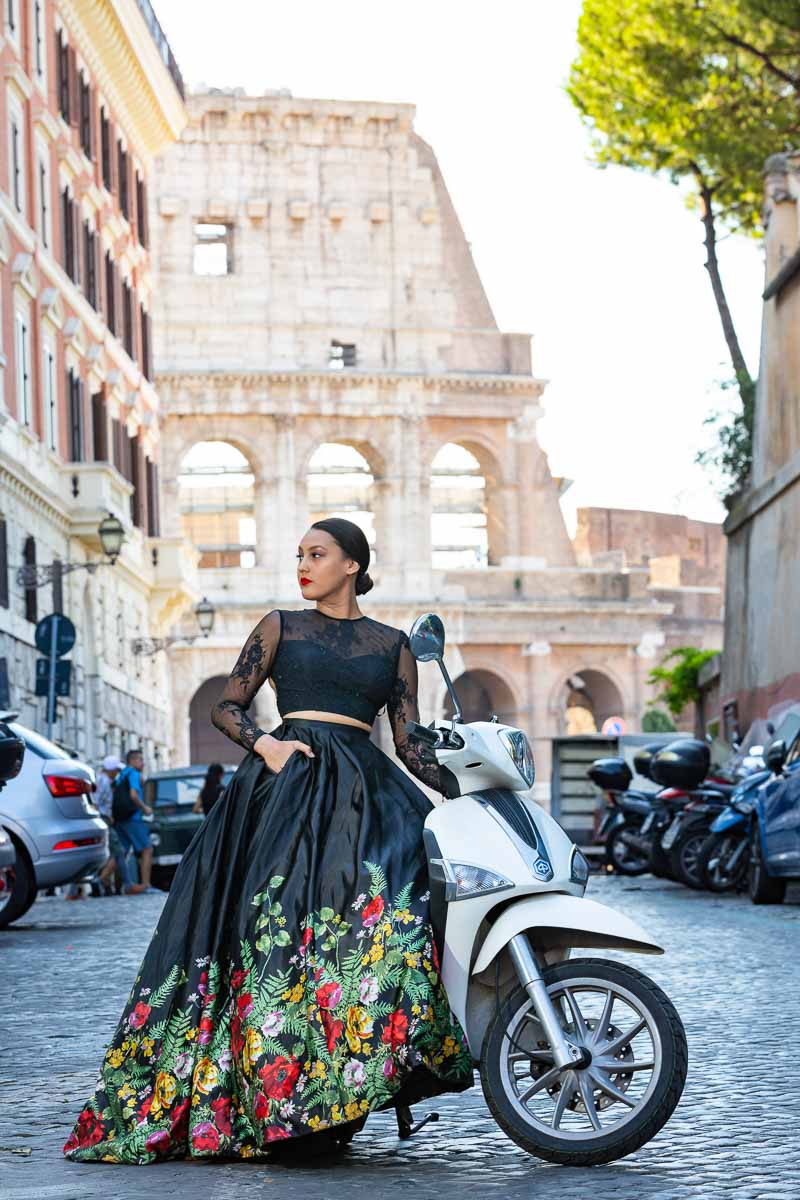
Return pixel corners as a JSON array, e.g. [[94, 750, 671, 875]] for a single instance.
[[396, 1104, 440, 1139]]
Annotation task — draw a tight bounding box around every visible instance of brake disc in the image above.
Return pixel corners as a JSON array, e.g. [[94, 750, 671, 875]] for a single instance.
[[527, 1018, 635, 1112]]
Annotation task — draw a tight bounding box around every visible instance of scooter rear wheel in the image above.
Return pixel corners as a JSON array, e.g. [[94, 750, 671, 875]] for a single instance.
[[479, 958, 687, 1166], [605, 826, 650, 876]]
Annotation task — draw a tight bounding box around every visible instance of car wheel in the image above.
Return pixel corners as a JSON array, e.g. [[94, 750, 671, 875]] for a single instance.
[[748, 826, 786, 905], [0, 839, 37, 928]]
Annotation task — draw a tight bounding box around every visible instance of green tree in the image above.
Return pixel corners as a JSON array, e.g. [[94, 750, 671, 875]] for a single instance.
[[569, 0, 800, 489], [641, 708, 678, 733], [648, 646, 718, 718]]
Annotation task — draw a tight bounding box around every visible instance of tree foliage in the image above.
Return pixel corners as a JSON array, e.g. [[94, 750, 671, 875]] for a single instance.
[[569, 1, 800, 487], [641, 708, 678, 733], [648, 646, 718, 718]]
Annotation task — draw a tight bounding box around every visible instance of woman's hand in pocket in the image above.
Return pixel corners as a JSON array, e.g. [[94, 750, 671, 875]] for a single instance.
[[254, 733, 314, 774]]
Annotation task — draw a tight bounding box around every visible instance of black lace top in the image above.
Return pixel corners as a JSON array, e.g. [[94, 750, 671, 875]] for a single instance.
[[211, 608, 446, 793]]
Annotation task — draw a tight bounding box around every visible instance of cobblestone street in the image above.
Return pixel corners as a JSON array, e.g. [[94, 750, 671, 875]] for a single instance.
[[2, 874, 799, 1200]]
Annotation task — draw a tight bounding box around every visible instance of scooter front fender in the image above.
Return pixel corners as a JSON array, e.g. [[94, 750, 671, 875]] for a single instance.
[[710, 807, 746, 834], [471, 893, 664, 977]]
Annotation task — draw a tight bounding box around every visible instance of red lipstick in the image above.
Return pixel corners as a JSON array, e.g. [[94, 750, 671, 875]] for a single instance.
[[299, 577, 311, 586]]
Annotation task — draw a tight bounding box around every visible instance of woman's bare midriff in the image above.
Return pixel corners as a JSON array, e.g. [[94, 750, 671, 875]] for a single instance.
[[282, 710, 373, 733]]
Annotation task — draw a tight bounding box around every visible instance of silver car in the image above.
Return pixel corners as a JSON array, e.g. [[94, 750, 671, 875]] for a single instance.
[[0, 716, 108, 927]]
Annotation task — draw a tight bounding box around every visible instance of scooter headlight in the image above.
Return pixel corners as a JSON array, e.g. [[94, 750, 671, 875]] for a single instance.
[[498, 729, 535, 788], [570, 845, 590, 886], [431, 858, 513, 902]]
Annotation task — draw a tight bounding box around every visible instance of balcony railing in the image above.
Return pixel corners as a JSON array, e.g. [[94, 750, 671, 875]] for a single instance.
[[135, 0, 185, 99]]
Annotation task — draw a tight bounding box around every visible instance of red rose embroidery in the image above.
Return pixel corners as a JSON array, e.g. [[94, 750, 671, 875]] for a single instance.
[[231, 969, 248, 990], [258, 1056, 300, 1100], [191, 1121, 220, 1152], [264, 1125, 291, 1142], [129, 1000, 151, 1030], [170, 1098, 191, 1140], [198, 1015, 215, 1045], [361, 896, 384, 927], [211, 1096, 232, 1136], [299, 926, 313, 955], [236, 991, 254, 1018], [72, 1107, 105, 1148], [230, 1014, 244, 1057], [145, 1129, 171, 1154], [320, 1010, 344, 1053], [254, 1090, 270, 1121], [315, 981, 342, 1010], [138, 1093, 154, 1120], [381, 1010, 408, 1049]]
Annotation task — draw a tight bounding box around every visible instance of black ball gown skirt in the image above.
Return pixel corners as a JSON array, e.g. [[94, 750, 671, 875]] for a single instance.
[[63, 719, 473, 1164]]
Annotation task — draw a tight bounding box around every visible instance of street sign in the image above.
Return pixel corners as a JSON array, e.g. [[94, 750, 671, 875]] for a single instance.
[[35, 613, 76, 658], [602, 716, 627, 736], [35, 659, 72, 697]]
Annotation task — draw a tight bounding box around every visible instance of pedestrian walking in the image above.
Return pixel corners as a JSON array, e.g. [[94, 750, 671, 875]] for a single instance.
[[93, 756, 136, 896], [112, 748, 153, 895], [64, 518, 471, 1165], [192, 762, 225, 817]]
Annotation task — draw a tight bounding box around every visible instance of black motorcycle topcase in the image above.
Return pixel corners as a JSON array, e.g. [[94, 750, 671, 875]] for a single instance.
[[632, 741, 668, 782], [587, 757, 632, 792], [650, 739, 710, 791]]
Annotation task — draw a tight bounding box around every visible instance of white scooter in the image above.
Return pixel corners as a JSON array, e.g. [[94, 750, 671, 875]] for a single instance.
[[404, 614, 687, 1166]]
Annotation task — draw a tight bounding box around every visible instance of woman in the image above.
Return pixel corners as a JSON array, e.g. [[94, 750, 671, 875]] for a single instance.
[[193, 763, 226, 818], [64, 517, 472, 1164]]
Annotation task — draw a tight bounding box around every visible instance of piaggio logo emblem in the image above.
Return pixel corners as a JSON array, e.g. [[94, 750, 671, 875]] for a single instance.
[[533, 859, 550, 878]]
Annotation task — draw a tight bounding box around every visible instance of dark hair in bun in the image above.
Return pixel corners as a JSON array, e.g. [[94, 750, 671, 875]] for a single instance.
[[311, 517, 374, 596]]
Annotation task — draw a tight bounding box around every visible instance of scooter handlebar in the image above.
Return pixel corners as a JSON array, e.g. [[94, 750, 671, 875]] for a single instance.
[[404, 720, 440, 746]]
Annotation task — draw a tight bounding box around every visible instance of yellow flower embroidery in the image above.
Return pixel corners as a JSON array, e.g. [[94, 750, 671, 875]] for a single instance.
[[140, 1037, 155, 1058], [284, 982, 304, 1004], [107, 1048, 124, 1068], [394, 908, 414, 925], [344, 1101, 361, 1121], [185, 1027, 198, 1041], [404, 953, 420, 968], [153, 1071, 177, 1112], [244, 1028, 263, 1071], [193, 1058, 219, 1095], [368, 942, 384, 964], [331, 1103, 343, 1124], [309, 1060, 327, 1081], [345, 1005, 374, 1052]]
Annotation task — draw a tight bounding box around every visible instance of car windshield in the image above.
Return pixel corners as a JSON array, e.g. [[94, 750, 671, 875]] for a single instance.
[[153, 774, 233, 807], [11, 722, 71, 760]]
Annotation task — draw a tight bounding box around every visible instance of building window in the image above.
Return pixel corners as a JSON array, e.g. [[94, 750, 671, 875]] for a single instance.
[[56, 30, 70, 123], [43, 337, 57, 451], [67, 367, 84, 461], [117, 140, 129, 219], [193, 222, 231, 275], [0, 518, 8, 609], [136, 174, 147, 247], [100, 108, 112, 191], [5, 0, 19, 43], [38, 151, 51, 248], [329, 340, 357, 369], [61, 187, 79, 283], [111, 416, 123, 472], [127, 432, 143, 527], [104, 250, 117, 335], [8, 105, 24, 214], [140, 306, 152, 380], [14, 310, 31, 426], [146, 458, 160, 537], [79, 74, 93, 160], [91, 390, 107, 461], [122, 281, 135, 359], [32, 1, 45, 84], [83, 221, 98, 309], [22, 536, 37, 624]]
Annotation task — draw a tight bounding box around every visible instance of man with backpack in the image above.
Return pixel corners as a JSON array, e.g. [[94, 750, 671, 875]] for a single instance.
[[113, 748, 154, 894]]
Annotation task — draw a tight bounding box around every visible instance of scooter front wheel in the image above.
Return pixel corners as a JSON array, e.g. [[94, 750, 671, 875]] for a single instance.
[[605, 826, 650, 875], [479, 958, 687, 1166]]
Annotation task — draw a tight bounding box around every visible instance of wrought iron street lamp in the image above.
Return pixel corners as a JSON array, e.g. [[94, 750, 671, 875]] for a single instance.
[[132, 596, 216, 656], [16, 513, 126, 589]]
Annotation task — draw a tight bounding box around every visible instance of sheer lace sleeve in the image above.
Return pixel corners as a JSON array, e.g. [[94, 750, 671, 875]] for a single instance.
[[211, 610, 281, 752], [387, 635, 448, 794]]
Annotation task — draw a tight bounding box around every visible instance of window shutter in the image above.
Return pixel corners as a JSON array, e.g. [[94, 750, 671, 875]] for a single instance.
[[0, 517, 8, 609], [91, 390, 107, 461], [67, 44, 79, 127], [23, 536, 37, 625], [57, 32, 69, 122]]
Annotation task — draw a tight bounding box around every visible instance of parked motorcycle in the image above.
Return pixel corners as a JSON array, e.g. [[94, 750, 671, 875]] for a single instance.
[[0, 722, 24, 923], [405, 613, 688, 1166], [696, 770, 769, 893], [589, 748, 662, 876]]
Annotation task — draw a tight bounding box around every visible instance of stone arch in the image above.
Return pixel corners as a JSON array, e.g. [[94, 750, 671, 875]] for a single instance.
[[304, 440, 384, 564], [427, 437, 509, 566], [549, 665, 626, 736], [178, 440, 257, 569], [189, 676, 243, 765], [442, 667, 520, 725]]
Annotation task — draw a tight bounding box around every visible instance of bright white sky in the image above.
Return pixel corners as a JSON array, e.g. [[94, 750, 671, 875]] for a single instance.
[[155, 0, 764, 533]]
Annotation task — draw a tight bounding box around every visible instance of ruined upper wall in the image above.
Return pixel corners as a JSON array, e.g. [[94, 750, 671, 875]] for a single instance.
[[574, 507, 726, 589], [149, 90, 529, 375]]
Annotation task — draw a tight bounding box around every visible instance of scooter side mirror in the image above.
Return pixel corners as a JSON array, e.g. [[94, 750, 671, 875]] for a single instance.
[[409, 613, 446, 663], [409, 613, 463, 723], [765, 738, 787, 775]]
